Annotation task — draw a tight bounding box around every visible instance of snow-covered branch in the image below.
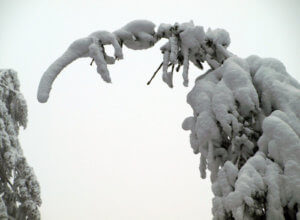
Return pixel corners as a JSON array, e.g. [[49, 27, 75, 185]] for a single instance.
[[37, 19, 232, 103]]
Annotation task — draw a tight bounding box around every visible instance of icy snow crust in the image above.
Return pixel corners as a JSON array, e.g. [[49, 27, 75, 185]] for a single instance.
[[0, 69, 41, 219], [183, 55, 300, 219]]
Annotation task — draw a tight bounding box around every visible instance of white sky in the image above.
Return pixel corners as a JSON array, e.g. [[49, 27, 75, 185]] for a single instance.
[[1, 0, 299, 219]]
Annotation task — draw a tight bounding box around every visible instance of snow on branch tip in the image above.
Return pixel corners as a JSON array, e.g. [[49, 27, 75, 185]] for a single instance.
[[37, 19, 232, 103]]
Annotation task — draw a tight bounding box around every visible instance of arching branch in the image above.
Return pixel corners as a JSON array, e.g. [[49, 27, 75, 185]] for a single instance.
[[37, 19, 232, 103]]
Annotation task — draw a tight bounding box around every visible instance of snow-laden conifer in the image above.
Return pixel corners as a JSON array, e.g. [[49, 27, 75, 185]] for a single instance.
[[37, 20, 300, 219], [183, 53, 300, 219], [0, 69, 41, 219]]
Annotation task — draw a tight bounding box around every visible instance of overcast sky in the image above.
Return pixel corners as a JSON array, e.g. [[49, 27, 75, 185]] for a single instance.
[[1, 0, 300, 219]]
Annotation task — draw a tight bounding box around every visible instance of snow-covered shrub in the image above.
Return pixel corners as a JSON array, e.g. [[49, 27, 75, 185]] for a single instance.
[[0, 69, 41, 219]]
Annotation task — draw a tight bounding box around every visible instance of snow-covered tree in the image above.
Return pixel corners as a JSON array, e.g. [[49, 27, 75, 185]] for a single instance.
[[0, 69, 41, 219], [37, 20, 300, 219], [183, 55, 300, 219]]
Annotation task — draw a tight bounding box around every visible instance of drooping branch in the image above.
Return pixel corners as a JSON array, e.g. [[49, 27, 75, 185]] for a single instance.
[[37, 19, 232, 103], [35, 19, 300, 220]]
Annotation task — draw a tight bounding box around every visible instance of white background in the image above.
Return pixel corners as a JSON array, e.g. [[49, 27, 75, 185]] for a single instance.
[[1, 0, 300, 219]]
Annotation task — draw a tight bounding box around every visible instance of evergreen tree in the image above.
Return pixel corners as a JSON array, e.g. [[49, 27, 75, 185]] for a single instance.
[[37, 20, 299, 219], [0, 69, 41, 220], [183, 55, 300, 219]]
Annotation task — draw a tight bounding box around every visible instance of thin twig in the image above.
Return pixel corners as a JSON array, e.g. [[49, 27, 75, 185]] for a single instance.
[[176, 64, 181, 72], [90, 59, 94, 66], [147, 62, 163, 85], [171, 64, 175, 74], [196, 60, 203, 70]]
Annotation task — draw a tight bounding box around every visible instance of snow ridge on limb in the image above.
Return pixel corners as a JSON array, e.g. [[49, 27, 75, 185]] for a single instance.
[[37, 20, 233, 103], [37, 31, 123, 103], [114, 20, 157, 50], [183, 54, 300, 219]]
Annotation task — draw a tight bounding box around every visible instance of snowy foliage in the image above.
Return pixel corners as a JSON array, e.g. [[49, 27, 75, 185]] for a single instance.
[[37, 20, 300, 219], [183, 54, 300, 219], [0, 69, 41, 219]]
